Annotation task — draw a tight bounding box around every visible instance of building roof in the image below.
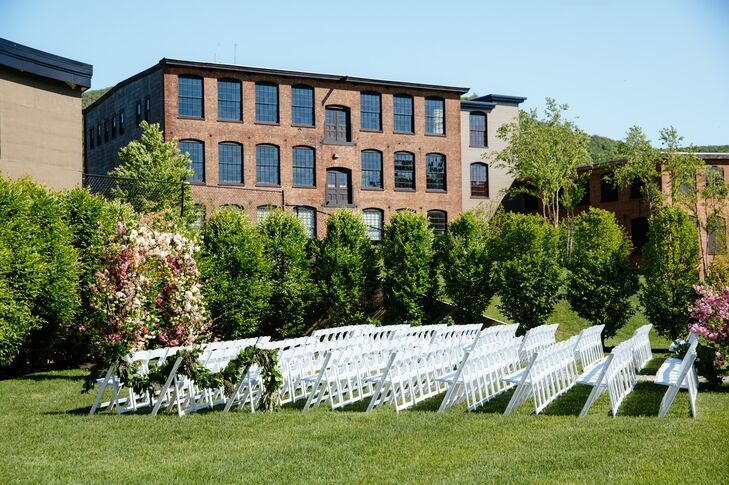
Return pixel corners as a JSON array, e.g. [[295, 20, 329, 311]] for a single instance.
[[0, 38, 92, 90], [473, 94, 527, 105], [460, 100, 496, 111]]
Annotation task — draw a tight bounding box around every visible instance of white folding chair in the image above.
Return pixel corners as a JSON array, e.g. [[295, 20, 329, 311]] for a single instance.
[[517, 324, 559, 363], [655, 334, 699, 418], [578, 338, 637, 417], [631, 324, 653, 371]]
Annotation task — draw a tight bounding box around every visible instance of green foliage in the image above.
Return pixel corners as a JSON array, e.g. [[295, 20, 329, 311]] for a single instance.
[[258, 210, 315, 338], [437, 211, 495, 323], [588, 134, 622, 165], [199, 208, 272, 339], [491, 213, 562, 330], [313, 209, 379, 327], [381, 211, 434, 324], [641, 207, 700, 340], [564, 208, 639, 340], [682, 144, 729, 153], [81, 87, 111, 109]]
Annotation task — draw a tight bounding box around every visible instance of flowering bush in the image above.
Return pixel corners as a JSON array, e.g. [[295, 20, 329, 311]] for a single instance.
[[688, 284, 729, 387]]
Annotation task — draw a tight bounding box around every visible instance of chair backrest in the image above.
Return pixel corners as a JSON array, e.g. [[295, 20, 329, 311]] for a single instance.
[[631, 324, 653, 371], [658, 337, 699, 418], [519, 324, 558, 362], [528, 335, 579, 414], [573, 324, 605, 368], [604, 340, 637, 415]]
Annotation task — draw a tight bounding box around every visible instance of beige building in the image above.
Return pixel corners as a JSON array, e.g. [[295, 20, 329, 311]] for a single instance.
[[460, 95, 525, 214], [0, 38, 92, 190]]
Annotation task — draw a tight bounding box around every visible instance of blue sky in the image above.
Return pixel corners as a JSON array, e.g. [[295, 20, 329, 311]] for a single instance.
[[2, 0, 728, 145]]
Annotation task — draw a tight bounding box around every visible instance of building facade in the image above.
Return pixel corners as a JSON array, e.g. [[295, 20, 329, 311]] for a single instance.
[[0, 38, 92, 189]]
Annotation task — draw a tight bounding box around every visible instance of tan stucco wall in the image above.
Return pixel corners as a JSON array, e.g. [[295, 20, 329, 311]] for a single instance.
[[460, 103, 519, 214], [0, 66, 83, 190]]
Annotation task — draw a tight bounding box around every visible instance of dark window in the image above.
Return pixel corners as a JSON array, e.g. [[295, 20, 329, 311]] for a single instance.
[[600, 173, 619, 202], [630, 179, 644, 199], [394, 151, 415, 190], [427, 210, 447, 236], [578, 179, 590, 205], [144, 97, 151, 121], [706, 166, 726, 196], [326, 168, 352, 207], [291, 85, 314, 126], [524, 193, 539, 212], [470, 112, 487, 147], [361, 150, 383, 189], [119, 110, 125, 134], [631, 217, 649, 255], [294, 206, 317, 239], [180, 140, 204, 183], [111, 114, 117, 139], [88, 128, 94, 149], [135, 101, 142, 125], [426, 153, 446, 191], [255, 82, 278, 123], [218, 79, 241, 121], [470, 162, 488, 197], [178, 76, 202, 118], [324, 106, 350, 143], [708, 216, 727, 255], [362, 209, 383, 241], [96, 124, 102, 143], [292, 146, 315, 187], [218, 142, 243, 184], [104, 120, 109, 142], [256, 144, 280, 185], [393, 94, 413, 133], [360, 92, 381, 131], [425, 97, 445, 135]]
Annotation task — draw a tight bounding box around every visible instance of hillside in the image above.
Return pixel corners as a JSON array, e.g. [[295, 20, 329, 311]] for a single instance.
[[82, 87, 111, 109]]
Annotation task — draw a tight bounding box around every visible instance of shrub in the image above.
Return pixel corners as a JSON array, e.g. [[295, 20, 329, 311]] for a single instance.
[[490, 213, 562, 331], [688, 285, 729, 388], [437, 211, 495, 323], [258, 210, 315, 338], [706, 255, 729, 289], [641, 207, 700, 340], [313, 209, 379, 327], [200, 208, 272, 339], [381, 211, 434, 324], [565, 208, 639, 341]]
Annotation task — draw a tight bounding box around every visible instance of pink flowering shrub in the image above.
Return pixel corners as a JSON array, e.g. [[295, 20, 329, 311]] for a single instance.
[[688, 285, 729, 384]]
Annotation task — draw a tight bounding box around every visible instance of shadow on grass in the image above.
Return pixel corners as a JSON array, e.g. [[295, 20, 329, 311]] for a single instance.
[[540, 384, 593, 417], [470, 388, 515, 415], [639, 355, 668, 376], [616, 382, 664, 417], [14, 373, 84, 382]]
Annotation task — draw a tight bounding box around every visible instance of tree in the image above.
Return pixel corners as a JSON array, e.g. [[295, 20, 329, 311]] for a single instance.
[[437, 211, 495, 323], [109, 121, 194, 219], [493, 98, 592, 227], [641, 207, 700, 340], [564, 208, 639, 342], [381, 211, 434, 324], [313, 209, 379, 327]]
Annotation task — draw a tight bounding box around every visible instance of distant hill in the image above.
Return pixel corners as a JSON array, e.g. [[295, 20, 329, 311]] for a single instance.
[[687, 145, 729, 153], [82, 87, 111, 109], [588, 134, 622, 165]]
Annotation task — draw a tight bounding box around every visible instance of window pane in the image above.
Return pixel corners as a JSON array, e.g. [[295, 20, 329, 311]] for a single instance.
[[191, 204, 206, 230], [470, 163, 488, 197], [178, 76, 203, 117], [425, 97, 444, 135], [256, 145, 280, 185], [427, 210, 447, 236], [293, 146, 315, 187], [393, 95, 413, 132], [218, 79, 241, 121], [362, 209, 383, 241], [255, 82, 278, 123], [361, 150, 383, 189], [219, 143, 242, 183], [469, 112, 486, 147], [360, 92, 381, 131], [295, 206, 316, 238], [292, 86, 314, 126], [426, 153, 446, 191], [256, 205, 275, 225], [394, 152, 414, 189], [180, 140, 204, 182]]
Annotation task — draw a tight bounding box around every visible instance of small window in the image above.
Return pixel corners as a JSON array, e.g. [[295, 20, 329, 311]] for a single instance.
[[394, 152, 415, 190], [292, 85, 314, 126], [256, 144, 280, 186], [119, 110, 125, 134], [256, 205, 276, 225], [426, 153, 446, 191], [361, 150, 383, 189], [578, 179, 590, 205], [255, 82, 279, 123], [111, 114, 117, 139], [218, 79, 241, 121], [425, 97, 445, 135], [601, 173, 618, 202], [104, 120, 109, 142], [360, 92, 381, 131], [180, 140, 204, 183], [324, 106, 350, 143], [88, 128, 94, 149], [393, 94, 413, 133], [135, 101, 142, 125], [292, 146, 315, 187], [190, 204, 206, 230], [427, 210, 447, 236], [630, 179, 644, 199], [97, 123, 102, 143], [470, 162, 488, 198], [362, 208, 383, 241], [218, 142, 243, 184], [294, 206, 317, 239], [144, 97, 151, 121], [708, 216, 727, 255], [470, 112, 487, 147]]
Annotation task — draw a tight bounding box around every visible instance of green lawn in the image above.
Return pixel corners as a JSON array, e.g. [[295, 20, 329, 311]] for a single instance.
[[0, 365, 727, 484]]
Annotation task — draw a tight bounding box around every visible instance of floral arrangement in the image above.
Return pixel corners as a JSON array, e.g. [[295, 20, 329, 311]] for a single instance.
[[687, 284, 729, 386]]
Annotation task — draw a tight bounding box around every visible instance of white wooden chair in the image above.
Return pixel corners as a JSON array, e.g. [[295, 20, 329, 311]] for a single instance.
[[631, 324, 653, 371], [655, 333, 699, 418], [573, 325, 605, 369], [517, 324, 559, 363], [578, 338, 637, 417]]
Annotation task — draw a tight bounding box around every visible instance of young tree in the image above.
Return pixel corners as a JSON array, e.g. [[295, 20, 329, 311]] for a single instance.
[[564, 208, 639, 342], [381, 211, 434, 324], [493, 98, 592, 227], [313, 209, 379, 327], [641, 207, 700, 340]]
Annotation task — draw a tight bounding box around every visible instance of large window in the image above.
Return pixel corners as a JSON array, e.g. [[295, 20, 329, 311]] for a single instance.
[[708, 216, 727, 255], [469, 112, 487, 147], [292, 85, 314, 126], [178, 75, 203, 118], [427, 210, 448, 236], [601, 173, 618, 202], [360, 92, 381, 131], [218, 142, 243, 184], [426, 153, 446, 191], [393, 94, 414, 133], [295, 206, 317, 239], [255, 82, 278, 123], [470, 162, 488, 198], [394, 152, 415, 190], [256, 144, 280, 185], [362, 209, 384, 241], [256, 205, 276, 225], [324, 106, 350, 143], [706, 166, 726, 196], [292, 146, 315, 187], [425, 97, 445, 135], [180, 140, 204, 183], [361, 150, 383, 189], [218, 79, 241, 121], [631, 217, 649, 255]]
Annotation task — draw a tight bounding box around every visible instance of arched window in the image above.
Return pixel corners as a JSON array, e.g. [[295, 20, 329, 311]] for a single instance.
[[292, 146, 315, 187], [427, 210, 447, 236], [178, 75, 203, 118], [393, 94, 414, 133], [708, 215, 727, 255], [190, 204, 206, 230], [426, 153, 446, 191], [291, 85, 314, 126], [470, 162, 488, 198], [362, 208, 384, 241], [469, 111, 487, 147], [425, 96, 445, 135], [179, 140, 204, 183], [394, 151, 415, 190], [256, 204, 276, 225], [294, 206, 317, 239], [255, 82, 279, 123], [218, 142, 243, 184], [218, 79, 241, 121], [256, 144, 280, 186], [220, 204, 243, 213], [361, 150, 383, 189]]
